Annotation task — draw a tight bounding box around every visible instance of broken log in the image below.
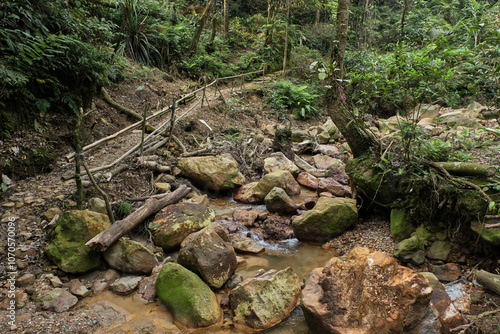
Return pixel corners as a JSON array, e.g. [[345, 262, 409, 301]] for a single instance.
[[85, 185, 190, 251], [435, 162, 497, 177], [474, 269, 500, 296]]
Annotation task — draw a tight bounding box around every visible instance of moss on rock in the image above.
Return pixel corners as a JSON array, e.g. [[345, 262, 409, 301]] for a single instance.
[[45, 210, 110, 274], [155, 262, 221, 328]]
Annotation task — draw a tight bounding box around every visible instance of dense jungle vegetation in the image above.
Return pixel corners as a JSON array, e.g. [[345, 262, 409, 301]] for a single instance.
[[1, 0, 499, 137]]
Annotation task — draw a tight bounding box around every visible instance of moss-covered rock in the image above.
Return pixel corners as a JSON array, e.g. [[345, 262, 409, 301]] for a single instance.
[[292, 197, 358, 242], [390, 208, 414, 240], [155, 262, 221, 328], [471, 221, 500, 246], [178, 227, 237, 289], [229, 267, 301, 331], [426, 240, 452, 261], [254, 170, 301, 201], [149, 203, 215, 251], [394, 236, 426, 265], [45, 210, 110, 274]]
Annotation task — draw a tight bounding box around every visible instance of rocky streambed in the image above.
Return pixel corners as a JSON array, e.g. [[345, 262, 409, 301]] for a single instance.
[[1, 105, 500, 333]]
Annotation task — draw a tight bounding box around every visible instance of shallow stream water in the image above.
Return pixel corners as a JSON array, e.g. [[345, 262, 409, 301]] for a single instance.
[[84, 189, 337, 334]]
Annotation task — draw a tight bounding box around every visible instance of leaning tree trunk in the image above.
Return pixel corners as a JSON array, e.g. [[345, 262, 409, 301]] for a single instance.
[[189, 0, 215, 52], [327, 0, 379, 158]]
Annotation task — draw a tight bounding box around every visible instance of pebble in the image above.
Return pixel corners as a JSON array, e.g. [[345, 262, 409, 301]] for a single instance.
[[323, 217, 396, 255]]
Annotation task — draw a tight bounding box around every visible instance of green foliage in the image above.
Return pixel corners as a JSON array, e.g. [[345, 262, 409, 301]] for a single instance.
[[266, 80, 321, 119], [117, 201, 132, 218], [0, 0, 119, 136]]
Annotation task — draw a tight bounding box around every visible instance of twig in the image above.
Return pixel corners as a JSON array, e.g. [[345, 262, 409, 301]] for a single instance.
[[81, 156, 115, 224], [180, 145, 213, 157], [451, 308, 500, 333]]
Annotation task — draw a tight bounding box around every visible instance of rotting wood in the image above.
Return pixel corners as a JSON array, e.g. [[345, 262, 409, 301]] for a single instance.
[[101, 87, 156, 132], [474, 269, 500, 296], [85, 185, 191, 252]]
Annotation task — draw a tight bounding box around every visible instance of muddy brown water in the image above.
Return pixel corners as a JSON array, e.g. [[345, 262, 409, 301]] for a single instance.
[[83, 188, 336, 333]]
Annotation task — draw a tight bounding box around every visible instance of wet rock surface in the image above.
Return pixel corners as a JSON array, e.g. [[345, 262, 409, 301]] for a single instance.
[[301, 247, 434, 334]]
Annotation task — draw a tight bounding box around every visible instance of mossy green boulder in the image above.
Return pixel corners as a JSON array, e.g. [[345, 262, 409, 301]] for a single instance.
[[229, 267, 301, 331], [390, 208, 414, 240], [149, 203, 215, 251], [292, 197, 358, 242], [393, 235, 425, 265], [426, 240, 452, 261], [471, 220, 500, 246], [155, 262, 221, 328], [45, 210, 110, 274]]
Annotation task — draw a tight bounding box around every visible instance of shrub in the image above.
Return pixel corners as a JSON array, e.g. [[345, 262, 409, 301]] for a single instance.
[[266, 80, 321, 119]]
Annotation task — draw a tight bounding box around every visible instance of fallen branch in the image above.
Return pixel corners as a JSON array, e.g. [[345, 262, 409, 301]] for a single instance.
[[180, 145, 213, 157], [435, 162, 497, 177], [85, 185, 191, 251], [101, 87, 156, 132], [474, 269, 500, 296], [103, 165, 128, 182]]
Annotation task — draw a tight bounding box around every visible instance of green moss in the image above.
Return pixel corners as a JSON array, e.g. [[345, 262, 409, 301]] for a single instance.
[[390, 208, 414, 240], [471, 221, 500, 246], [155, 263, 220, 328], [45, 210, 110, 273]]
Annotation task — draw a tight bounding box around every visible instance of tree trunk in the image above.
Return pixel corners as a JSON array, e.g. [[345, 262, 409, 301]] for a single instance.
[[400, 0, 409, 43], [224, 0, 229, 39], [85, 185, 191, 251], [282, 0, 290, 78], [327, 0, 379, 158], [190, 0, 215, 52]]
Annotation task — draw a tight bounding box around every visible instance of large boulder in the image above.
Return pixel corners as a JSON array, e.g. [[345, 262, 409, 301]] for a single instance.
[[155, 263, 221, 328], [149, 203, 215, 251], [264, 187, 297, 215], [263, 152, 300, 176], [229, 267, 301, 331], [420, 272, 468, 333], [301, 247, 434, 334], [292, 197, 358, 242], [178, 227, 237, 289], [103, 239, 158, 274], [177, 153, 244, 191], [254, 170, 301, 201], [45, 210, 110, 274]]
